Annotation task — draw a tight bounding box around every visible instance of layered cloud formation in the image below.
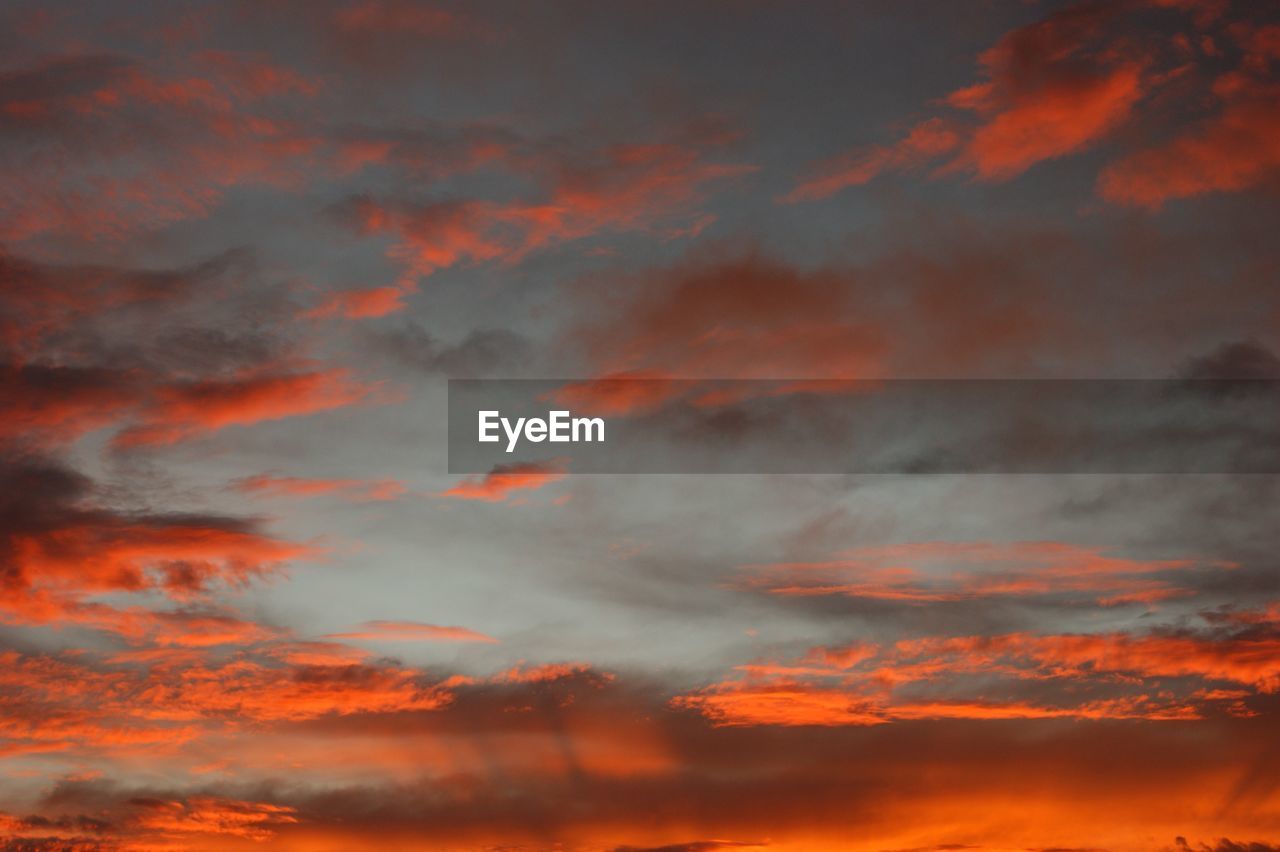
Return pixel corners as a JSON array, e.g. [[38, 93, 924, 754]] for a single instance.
[[2, 1, 1279, 850]]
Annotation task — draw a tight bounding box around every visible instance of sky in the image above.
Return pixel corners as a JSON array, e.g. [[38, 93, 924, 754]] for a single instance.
[[2, 0, 1280, 849]]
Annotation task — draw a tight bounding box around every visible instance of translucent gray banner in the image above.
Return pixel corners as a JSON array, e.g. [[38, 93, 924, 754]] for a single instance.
[[448, 379, 1280, 474]]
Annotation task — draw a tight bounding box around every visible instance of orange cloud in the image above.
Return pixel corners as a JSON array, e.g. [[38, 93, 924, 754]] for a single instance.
[[234, 473, 406, 502], [674, 681, 1200, 728], [114, 368, 385, 447], [677, 620, 1280, 729], [672, 680, 887, 727], [571, 255, 887, 381], [779, 0, 1280, 206], [441, 462, 565, 502], [305, 285, 409, 319], [336, 139, 753, 287], [495, 662, 599, 684], [10, 518, 308, 599], [952, 61, 1144, 180], [0, 458, 316, 642], [740, 540, 1215, 607], [0, 54, 321, 244], [324, 621, 498, 643], [782, 118, 960, 202], [1098, 87, 1280, 207], [129, 795, 298, 842], [783, 3, 1146, 199], [110, 609, 282, 648], [917, 631, 1280, 693]]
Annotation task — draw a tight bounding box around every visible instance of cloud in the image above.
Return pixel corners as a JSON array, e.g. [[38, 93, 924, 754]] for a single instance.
[[331, 135, 754, 286], [494, 661, 599, 684], [112, 368, 388, 447], [234, 474, 406, 502], [127, 795, 297, 842], [942, 2, 1145, 181], [0, 455, 313, 630], [782, 118, 959, 203], [739, 540, 1219, 607], [440, 462, 565, 503], [304, 286, 409, 320], [368, 324, 534, 378], [1099, 20, 1280, 206], [612, 842, 768, 852], [1098, 88, 1280, 208], [323, 621, 498, 643], [4, 664, 1278, 849], [0, 795, 296, 848], [1, 248, 384, 450], [672, 681, 888, 727], [674, 616, 1280, 729], [783, 1, 1280, 206], [563, 243, 1153, 423], [784, 1, 1144, 198], [0, 52, 320, 243], [1180, 341, 1280, 381], [1175, 839, 1280, 852], [568, 254, 888, 382]]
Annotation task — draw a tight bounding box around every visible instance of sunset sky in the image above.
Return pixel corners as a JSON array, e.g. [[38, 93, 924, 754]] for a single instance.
[[3, 0, 1280, 850]]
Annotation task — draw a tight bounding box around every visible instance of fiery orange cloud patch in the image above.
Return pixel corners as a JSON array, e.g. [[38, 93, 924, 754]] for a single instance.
[[129, 795, 298, 842], [783, 2, 1280, 207], [739, 540, 1217, 607], [495, 661, 600, 684], [952, 62, 1145, 180], [9, 519, 309, 598], [939, 0, 1147, 181], [0, 646, 454, 753], [4, 518, 314, 633], [1097, 19, 1280, 206], [676, 611, 1280, 728], [0, 795, 298, 849], [324, 620, 498, 643], [111, 609, 282, 648], [0, 459, 318, 648], [0, 54, 322, 244], [3, 3, 1280, 850], [1098, 88, 1280, 207], [785, 2, 1146, 196], [782, 117, 960, 202], [897, 630, 1280, 693], [441, 461, 566, 502], [234, 473, 406, 502], [337, 139, 753, 287], [674, 680, 1200, 727], [673, 680, 888, 727], [304, 285, 409, 319], [113, 368, 386, 447]]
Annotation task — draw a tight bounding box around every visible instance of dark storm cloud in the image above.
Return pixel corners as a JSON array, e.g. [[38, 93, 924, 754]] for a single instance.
[[1175, 840, 1280, 852], [1180, 341, 1280, 382]]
